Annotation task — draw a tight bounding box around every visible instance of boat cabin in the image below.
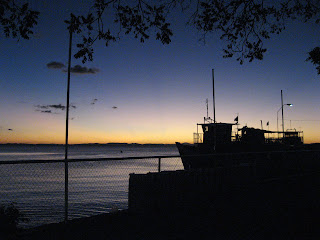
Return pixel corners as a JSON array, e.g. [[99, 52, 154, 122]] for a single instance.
[[194, 122, 303, 146], [195, 123, 234, 145], [240, 126, 265, 144]]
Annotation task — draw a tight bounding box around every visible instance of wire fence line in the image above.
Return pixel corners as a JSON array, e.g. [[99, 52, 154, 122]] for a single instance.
[[0, 155, 182, 165], [0, 155, 183, 228], [1, 150, 320, 228]]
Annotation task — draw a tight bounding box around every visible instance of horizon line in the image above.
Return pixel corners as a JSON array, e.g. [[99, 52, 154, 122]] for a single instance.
[[0, 142, 186, 145]]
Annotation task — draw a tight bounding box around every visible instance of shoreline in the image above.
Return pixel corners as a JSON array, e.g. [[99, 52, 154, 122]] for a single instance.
[[0, 143, 177, 146]]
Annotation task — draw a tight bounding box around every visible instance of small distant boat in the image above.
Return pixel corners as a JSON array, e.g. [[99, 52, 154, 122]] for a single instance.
[[176, 70, 318, 170]]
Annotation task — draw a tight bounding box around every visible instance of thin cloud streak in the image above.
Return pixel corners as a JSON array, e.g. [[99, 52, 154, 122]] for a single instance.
[[35, 104, 77, 114], [68, 65, 99, 74], [47, 61, 99, 74], [62, 65, 100, 74]]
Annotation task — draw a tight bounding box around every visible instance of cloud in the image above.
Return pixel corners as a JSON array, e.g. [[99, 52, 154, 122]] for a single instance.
[[47, 62, 99, 74], [35, 104, 76, 114], [69, 65, 99, 74], [36, 105, 49, 109], [47, 61, 66, 69], [91, 99, 98, 105], [48, 104, 66, 110]]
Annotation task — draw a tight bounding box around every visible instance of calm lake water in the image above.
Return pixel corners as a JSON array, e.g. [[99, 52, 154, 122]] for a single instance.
[[0, 144, 183, 228]]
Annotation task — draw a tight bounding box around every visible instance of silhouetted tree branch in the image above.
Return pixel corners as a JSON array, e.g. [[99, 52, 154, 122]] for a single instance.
[[66, 0, 320, 72], [0, 0, 39, 40], [64, 0, 179, 63], [192, 0, 320, 64], [2, 0, 320, 74], [307, 47, 320, 74]]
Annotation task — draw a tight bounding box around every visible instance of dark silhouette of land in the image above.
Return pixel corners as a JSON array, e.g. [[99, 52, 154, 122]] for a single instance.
[[0, 143, 176, 146]]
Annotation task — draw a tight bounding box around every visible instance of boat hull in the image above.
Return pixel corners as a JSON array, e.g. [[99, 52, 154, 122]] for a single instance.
[[176, 142, 320, 172]]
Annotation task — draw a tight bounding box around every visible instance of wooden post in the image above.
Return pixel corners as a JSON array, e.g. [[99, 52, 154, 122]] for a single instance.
[[158, 158, 161, 172]]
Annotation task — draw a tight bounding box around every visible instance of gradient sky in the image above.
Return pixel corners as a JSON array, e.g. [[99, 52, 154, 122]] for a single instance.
[[1, 1, 320, 144]]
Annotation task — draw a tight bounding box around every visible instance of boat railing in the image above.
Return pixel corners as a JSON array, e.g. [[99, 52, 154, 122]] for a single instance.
[[265, 134, 304, 145], [194, 129, 304, 145], [265, 137, 282, 144], [193, 132, 203, 144], [231, 131, 240, 142]]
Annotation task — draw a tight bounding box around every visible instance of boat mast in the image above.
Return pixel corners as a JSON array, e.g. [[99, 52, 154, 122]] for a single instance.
[[206, 99, 209, 120], [212, 69, 216, 123], [281, 90, 284, 136], [212, 69, 216, 151]]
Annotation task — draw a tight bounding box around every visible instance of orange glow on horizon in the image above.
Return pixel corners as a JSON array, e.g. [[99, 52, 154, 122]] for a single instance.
[[0, 125, 194, 144], [2, 126, 319, 145], [1, 106, 319, 145]]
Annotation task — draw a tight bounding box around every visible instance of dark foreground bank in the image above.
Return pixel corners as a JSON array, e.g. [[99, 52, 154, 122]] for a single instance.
[[16, 208, 320, 240], [10, 172, 320, 240]]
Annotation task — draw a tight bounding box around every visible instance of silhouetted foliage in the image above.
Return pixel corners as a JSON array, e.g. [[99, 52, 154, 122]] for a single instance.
[[307, 47, 320, 74], [64, 1, 176, 63], [0, 0, 39, 40], [192, 0, 320, 64], [64, 0, 320, 72], [2, 0, 320, 74]]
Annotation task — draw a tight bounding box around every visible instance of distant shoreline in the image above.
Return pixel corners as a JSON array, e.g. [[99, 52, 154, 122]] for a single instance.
[[0, 143, 178, 146]]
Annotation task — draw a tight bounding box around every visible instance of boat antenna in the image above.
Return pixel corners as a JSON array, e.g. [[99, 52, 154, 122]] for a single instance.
[[212, 68, 216, 151], [236, 113, 239, 138], [212, 69, 216, 123], [281, 90, 284, 135], [206, 99, 209, 119]]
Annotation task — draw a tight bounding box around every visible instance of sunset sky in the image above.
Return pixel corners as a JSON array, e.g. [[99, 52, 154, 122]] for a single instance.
[[1, 1, 320, 144]]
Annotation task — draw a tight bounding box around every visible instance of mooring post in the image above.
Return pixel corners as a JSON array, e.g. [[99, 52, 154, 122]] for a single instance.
[[158, 158, 161, 172]]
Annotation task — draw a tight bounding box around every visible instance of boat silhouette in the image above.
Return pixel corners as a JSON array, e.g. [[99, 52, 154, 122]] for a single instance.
[[176, 70, 318, 171]]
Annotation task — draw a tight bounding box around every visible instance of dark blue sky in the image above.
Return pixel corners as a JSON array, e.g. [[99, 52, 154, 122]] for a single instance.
[[1, 0, 319, 144]]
